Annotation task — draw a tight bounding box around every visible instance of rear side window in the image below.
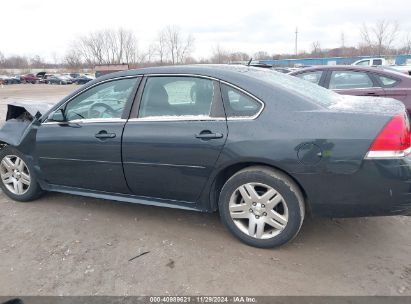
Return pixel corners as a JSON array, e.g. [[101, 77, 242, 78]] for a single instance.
[[139, 76, 215, 118], [329, 71, 374, 89], [373, 59, 383, 65], [295, 71, 323, 85], [377, 75, 399, 87], [221, 84, 262, 118]]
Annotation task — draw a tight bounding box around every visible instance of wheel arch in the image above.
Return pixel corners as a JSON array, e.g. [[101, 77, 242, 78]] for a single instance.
[[207, 161, 310, 215]]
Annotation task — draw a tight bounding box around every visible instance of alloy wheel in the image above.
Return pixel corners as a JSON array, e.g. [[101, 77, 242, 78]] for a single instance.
[[0, 155, 31, 195], [229, 182, 288, 239]]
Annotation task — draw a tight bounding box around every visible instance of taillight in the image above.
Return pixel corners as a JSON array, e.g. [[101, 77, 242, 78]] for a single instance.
[[365, 113, 411, 159]]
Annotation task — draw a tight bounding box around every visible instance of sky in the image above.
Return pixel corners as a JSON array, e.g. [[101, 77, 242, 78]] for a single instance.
[[1, 0, 410, 61]]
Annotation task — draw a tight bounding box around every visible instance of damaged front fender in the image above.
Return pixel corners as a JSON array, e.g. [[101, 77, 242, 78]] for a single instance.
[[0, 101, 53, 147], [0, 119, 32, 147]]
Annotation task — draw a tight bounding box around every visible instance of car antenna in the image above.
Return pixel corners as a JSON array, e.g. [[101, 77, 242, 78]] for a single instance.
[[247, 58, 253, 66]]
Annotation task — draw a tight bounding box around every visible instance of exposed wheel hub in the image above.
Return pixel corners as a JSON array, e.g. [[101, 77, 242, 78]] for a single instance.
[[250, 203, 265, 217]]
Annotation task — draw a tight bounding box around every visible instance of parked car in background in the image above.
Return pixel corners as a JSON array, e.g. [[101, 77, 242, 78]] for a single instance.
[[69, 73, 81, 79], [290, 65, 411, 113], [73, 75, 93, 85], [46, 75, 73, 85], [272, 67, 292, 73], [352, 58, 386, 66], [1, 65, 411, 248], [9, 75, 21, 84], [38, 74, 52, 84], [0, 75, 12, 85], [352, 58, 411, 75], [20, 74, 39, 84]]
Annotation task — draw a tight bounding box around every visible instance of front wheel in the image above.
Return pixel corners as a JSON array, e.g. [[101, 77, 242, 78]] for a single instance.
[[219, 166, 305, 248], [0, 146, 43, 202]]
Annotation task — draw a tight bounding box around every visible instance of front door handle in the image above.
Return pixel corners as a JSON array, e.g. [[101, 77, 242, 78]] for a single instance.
[[195, 130, 223, 140], [95, 130, 116, 139]]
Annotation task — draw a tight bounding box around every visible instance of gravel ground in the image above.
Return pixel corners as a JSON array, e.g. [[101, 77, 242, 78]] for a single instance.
[[0, 84, 410, 296]]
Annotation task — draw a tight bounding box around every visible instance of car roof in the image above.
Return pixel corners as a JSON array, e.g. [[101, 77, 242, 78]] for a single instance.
[[63, 64, 334, 113], [290, 65, 411, 78]]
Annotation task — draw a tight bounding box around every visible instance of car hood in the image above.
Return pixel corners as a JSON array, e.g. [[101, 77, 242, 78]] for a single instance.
[[328, 95, 406, 116], [0, 101, 54, 147], [6, 101, 54, 121]]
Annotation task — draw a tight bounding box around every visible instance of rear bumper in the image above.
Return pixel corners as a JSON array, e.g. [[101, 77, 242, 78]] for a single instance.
[[294, 155, 411, 218]]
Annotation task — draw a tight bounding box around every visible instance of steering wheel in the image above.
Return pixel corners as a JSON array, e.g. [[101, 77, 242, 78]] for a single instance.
[[88, 103, 117, 119]]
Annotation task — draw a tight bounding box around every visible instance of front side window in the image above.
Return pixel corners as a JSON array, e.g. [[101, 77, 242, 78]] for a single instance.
[[329, 71, 374, 89], [63, 77, 139, 121], [295, 71, 323, 85], [139, 77, 215, 118], [221, 84, 262, 118], [356, 60, 370, 66]]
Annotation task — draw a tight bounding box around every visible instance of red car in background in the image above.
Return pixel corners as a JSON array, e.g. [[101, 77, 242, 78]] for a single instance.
[[289, 65, 411, 113], [20, 73, 39, 84]]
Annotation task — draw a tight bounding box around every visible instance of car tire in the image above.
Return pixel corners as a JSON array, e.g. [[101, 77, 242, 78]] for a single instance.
[[219, 166, 305, 248], [0, 146, 44, 202]]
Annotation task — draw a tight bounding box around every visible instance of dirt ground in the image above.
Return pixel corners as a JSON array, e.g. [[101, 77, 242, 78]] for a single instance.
[[0, 84, 410, 296]]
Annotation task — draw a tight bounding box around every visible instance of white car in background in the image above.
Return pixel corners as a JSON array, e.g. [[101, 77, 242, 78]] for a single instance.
[[352, 57, 411, 75]]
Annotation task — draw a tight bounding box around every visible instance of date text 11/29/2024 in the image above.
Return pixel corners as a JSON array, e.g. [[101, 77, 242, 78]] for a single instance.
[[149, 296, 257, 303]]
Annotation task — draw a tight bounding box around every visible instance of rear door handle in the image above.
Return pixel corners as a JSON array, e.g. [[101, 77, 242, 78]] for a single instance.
[[365, 92, 377, 95], [95, 130, 116, 139], [195, 131, 223, 140]]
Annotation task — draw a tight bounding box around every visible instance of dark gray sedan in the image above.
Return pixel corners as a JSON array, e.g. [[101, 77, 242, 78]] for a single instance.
[[0, 65, 410, 248]]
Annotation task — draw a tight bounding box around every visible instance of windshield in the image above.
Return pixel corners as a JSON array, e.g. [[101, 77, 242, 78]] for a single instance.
[[244, 67, 341, 107]]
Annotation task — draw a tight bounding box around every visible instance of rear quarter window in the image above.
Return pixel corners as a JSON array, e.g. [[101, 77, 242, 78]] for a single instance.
[[377, 75, 400, 87], [221, 84, 262, 118]]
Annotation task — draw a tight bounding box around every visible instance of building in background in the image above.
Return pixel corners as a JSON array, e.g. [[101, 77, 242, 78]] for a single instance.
[[94, 64, 130, 78]]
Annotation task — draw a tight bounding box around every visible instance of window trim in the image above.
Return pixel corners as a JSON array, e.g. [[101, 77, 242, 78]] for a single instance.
[[220, 80, 265, 120], [127, 74, 264, 122], [43, 75, 142, 124], [294, 70, 324, 85], [132, 75, 222, 121], [372, 73, 401, 88]]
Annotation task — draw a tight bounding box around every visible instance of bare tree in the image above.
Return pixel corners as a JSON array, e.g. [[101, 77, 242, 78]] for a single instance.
[[155, 26, 195, 64], [210, 44, 230, 63], [311, 41, 322, 55], [64, 48, 83, 69], [253, 51, 270, 60], [360, 20, 400, 56], [0, 51, 5, 67], [154, 30, 168, 64], [2, 55, 29, 69], [229, 52, 250, 62], [401, 32, 411, 54], [29, 55, 46, 68], [71, 28, 140, 65]]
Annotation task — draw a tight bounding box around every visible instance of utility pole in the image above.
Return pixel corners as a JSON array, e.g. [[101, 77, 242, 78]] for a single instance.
[[295, 27, 298, 56]]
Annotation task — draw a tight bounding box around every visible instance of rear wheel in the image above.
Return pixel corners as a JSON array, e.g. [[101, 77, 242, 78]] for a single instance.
[[219, 166, 305, 248], [0, 146, 43, 202]]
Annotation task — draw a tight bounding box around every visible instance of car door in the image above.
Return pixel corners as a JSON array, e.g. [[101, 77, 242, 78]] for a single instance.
[[122, 75, 227, 203], [36, 76, 141, 193], [326, 70, 385, 97]]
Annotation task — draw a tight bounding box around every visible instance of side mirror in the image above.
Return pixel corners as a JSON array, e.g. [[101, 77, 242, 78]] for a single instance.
[[48, 109, 66, 122]]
